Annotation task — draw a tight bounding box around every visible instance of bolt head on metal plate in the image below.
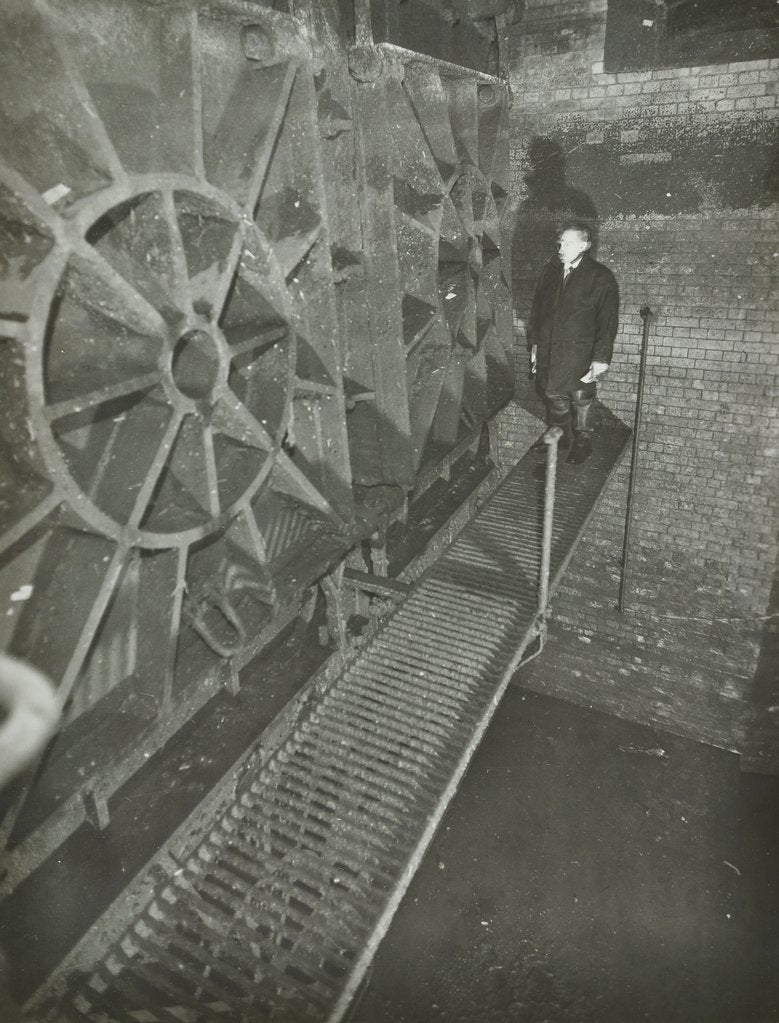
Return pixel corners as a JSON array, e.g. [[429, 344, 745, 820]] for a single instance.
[[348, 45, 385, 83]]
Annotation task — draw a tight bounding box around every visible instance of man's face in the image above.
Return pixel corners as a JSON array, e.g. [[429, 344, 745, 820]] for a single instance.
[[557, 230, 589, 266]]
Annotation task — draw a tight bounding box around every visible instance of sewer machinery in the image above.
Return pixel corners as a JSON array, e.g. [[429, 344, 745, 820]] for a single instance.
[[0, 2, 630, 1020]]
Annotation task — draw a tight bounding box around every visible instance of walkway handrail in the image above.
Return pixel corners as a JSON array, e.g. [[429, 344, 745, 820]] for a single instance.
[[619, 305, 652, 613], [539, 425, 563, 615]]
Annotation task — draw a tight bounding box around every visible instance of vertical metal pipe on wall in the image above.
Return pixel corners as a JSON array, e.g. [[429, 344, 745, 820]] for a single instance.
[[619, 305, 652, 613]]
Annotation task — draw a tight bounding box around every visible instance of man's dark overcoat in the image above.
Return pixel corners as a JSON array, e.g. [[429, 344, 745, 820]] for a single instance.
[[528, 252, 619, 393]]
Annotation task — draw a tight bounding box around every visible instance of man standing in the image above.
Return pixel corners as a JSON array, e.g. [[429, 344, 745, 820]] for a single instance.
[[528, 223, 619, 464]]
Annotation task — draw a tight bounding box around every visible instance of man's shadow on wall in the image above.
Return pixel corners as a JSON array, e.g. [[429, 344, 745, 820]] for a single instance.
[[512, 136, 599, 323], [511, 137, 599, 414]]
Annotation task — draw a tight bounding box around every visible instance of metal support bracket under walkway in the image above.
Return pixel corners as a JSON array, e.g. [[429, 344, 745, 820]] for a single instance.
[[35, 409, 631, 1023]]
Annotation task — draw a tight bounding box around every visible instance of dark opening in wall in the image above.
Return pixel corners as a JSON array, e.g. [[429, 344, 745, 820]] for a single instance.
[[604, 0, 779, 71]]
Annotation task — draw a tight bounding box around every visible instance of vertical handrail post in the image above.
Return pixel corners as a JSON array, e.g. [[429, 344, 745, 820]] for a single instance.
[[538, 426, 563, 615], [619, 305, 652, 613]]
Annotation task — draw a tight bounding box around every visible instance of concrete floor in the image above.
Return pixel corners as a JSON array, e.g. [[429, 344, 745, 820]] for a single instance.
[[348, 685, 779, 1023]]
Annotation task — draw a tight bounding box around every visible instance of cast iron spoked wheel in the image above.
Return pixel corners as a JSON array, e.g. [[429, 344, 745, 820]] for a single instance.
[[0, 0, 349, 862], [391, 68, 514, 467], [441, 162, 506, 359], [2, 171, 323, 724], [30, 178, 295, 550]]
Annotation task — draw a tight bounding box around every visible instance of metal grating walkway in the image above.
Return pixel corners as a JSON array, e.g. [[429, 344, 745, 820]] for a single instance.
[[45, 411, 630, 1023]]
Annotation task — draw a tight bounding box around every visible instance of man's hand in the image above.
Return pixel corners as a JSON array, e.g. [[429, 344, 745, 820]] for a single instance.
[[580, 360, 609, 384], [530, 344, 537, 376]]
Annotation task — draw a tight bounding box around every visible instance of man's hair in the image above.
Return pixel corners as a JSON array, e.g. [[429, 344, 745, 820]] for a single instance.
[[559, 221, 592, 245]]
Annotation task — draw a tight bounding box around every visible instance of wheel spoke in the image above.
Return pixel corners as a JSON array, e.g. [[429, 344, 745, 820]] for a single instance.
[[57, 544, 129, 713], [245, 62, 299, 216], [212, 220, 247, 321], [237, 505, 270, 566], [72, 241, 170, 340], [160, 189, 194, 315], [158, 8, 204, 177], [294, 378, 339, 398], [0, 493, 60, 557], [127, 412, 184, 529], [430, 349, 466, 449], [43, 371, 162, 422], [273, 223, 322, 282], [0, 1, 124, 210], [202, 425, 221, 518], [164, 545, 187, 710], [213, 395, 275, 453], [0, 159, 62, 235], [237, 234, 293, 322], [478, 93, 509, 186], [221, 509, 278, 607], [228, 325, 288, 361], [274, 448, 344, 527], [40, 4, 127, 183], [139, 545, 188, 713], [203, 60, 298, 215], [386, 75, 446, 196], [187, 10, 205, 177], [401, 72, 458, 182]]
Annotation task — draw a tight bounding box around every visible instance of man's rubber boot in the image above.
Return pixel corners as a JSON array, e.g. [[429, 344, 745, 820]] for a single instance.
[[568, 390, 595, 464]]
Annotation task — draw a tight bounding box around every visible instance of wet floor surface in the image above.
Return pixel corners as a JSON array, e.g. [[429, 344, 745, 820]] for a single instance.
[[347, 686, 779, 1023]]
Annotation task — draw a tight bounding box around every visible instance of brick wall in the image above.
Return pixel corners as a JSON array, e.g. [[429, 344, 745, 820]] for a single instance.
[[506, 0, 779, 768]]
